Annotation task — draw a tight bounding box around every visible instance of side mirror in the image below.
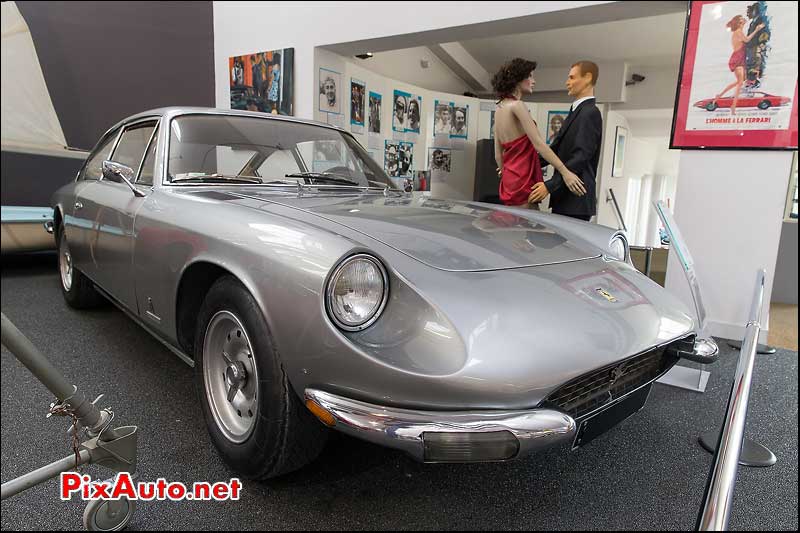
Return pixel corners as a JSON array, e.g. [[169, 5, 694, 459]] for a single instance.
[[102, 161, 145, 197], [102, 160, 134, 183]]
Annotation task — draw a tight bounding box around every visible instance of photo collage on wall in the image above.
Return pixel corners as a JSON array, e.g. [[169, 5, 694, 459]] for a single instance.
[[387, 89, 422, 187], [385, 140, 415, 190], [392, 90, 422, 141], [433, 100, 469, 139], [319, 67, 344, 128], [430, 99, 468, 181], [350, 79, 366, 135], [230, 48, 294, 115]]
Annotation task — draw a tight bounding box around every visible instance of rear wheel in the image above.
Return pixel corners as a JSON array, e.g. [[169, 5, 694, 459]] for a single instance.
[[57, 224, 104, 309], [194, 275, 328, 479]]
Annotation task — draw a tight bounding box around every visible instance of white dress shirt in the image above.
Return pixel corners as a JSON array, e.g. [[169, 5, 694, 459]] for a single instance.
[[571, 96, 595, 112]]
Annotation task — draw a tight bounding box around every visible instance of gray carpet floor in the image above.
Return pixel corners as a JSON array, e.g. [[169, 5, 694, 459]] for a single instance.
[[1, 253, 797, 531]]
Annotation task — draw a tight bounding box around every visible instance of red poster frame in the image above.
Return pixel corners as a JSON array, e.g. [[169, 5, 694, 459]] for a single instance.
[[670, 0, 798, 150]]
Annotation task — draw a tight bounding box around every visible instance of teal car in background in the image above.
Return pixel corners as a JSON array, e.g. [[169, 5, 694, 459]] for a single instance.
[[1, 206, 54, 254]]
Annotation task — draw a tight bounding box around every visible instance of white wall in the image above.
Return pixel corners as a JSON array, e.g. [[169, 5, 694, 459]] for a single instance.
[[315, 48, 481, 200], [595, 111, 630, 228], [213, 1, 608, 119], [620, 65, 681, 110], [665, 151, 794, 342], [357, 47, 469, 95]]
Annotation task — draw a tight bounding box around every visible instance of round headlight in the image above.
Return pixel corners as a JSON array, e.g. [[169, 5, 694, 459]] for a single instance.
[[326, 254, 388, 331], [608, 234, 629, 262]]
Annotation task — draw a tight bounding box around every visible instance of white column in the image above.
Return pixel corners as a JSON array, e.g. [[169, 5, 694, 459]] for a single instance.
[[664, 150, 793, 343]]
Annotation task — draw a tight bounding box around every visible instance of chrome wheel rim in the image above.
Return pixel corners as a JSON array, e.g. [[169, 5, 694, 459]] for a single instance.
[[59, 235, 73, 292], [203, 311, 259, 443]]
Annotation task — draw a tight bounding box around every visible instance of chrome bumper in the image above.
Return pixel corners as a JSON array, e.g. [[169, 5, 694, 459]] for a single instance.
[[304, 389, 576, 463]]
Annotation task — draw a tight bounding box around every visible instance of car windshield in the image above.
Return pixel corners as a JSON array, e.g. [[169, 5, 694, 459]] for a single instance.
[[167, 114, 396, 189]]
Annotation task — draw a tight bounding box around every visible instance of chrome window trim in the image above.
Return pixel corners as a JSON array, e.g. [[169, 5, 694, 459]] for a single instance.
[[108, 117, 159, 175], [78, 126, 123, 182], [135, 119, 161, 186]]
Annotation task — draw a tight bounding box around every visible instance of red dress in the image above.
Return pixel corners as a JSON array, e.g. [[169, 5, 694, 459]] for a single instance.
[[499, 134, 543, 206], [728, 47, 745, 71]]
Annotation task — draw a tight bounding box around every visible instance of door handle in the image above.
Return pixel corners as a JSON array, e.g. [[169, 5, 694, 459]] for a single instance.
[[74, 201, 83, 210]]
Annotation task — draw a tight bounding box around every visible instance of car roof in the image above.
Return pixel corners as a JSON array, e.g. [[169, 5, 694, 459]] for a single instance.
[[104, 107, 343, 138]]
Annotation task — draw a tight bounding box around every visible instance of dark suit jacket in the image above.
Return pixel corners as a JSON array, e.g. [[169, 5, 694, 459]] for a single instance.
[[541, 98, 602, 217]]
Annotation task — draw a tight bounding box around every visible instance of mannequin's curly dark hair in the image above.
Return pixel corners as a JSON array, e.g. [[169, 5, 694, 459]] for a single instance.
[[491, 58, 538, 97]]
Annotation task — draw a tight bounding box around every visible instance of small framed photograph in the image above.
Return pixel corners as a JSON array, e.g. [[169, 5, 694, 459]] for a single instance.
[[611, 126, 627, 178]]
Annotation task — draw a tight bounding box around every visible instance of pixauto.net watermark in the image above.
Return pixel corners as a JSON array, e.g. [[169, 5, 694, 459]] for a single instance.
[[60, 472, 242, 502]]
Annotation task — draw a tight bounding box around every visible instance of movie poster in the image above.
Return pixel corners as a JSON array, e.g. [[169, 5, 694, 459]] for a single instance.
[[350, 79, 366, 134], [368, 92, 382, 134], [392, 90, 410, 133], [429, 147, 452, 182], [385, 140, 400, 177], [398, 142, 414, 176], [671, 0, 798, 149], [406, 96, 422, 134], [450, 105, 469, 138], [434, 100, 453, 137], [229, 48, 294, 115], [319, 68, 342, 115]]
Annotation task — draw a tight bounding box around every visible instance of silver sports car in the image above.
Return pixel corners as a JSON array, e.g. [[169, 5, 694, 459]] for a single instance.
[[50, 108, 717, 479]]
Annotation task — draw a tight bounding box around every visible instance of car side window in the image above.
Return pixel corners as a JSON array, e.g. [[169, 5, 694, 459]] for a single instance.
[[80, 129, 120, 181], [137, 125, 159, 186], [110, 121, 157, 174]]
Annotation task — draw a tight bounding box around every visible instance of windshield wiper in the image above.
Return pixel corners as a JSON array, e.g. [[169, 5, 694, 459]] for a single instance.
[[285, 172, 360, 186], [171, 173, 262, 184]]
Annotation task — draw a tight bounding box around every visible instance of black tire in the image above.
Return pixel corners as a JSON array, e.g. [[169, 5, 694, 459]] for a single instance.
[[57, 224, 105, 309], [194, 275, 328, 479], [757, 99, 771, 110], [705, 102, 718, 111]]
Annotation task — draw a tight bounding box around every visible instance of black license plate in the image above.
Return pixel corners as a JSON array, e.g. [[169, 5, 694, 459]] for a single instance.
[[572, 384, 652, 449]]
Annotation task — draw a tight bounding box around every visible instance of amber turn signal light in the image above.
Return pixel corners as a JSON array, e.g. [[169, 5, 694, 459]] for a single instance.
[[306, 399, 336, 427]]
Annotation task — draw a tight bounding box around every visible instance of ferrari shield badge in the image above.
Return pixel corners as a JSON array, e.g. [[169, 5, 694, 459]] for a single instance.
[[595, 288, 618, 303]]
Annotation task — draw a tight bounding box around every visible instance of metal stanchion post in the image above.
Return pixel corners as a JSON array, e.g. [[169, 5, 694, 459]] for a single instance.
[[696, 270, 777, 532]]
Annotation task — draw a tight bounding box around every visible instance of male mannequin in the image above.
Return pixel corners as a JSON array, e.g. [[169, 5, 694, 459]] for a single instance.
[[530, 61, 603, 222]]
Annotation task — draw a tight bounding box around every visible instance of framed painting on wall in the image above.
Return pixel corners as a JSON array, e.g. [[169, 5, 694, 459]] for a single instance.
[[229, 48, 294, 115], [670, 0, 798, 150]]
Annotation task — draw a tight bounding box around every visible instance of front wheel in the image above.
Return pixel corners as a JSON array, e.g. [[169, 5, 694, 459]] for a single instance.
[[194, 276, 328, 479], [757, 100, 771, 110], [57, 223, 104, 309], [705, 101, 718, 111]]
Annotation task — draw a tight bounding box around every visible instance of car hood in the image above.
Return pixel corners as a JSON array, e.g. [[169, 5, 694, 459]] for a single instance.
[[224, 191, 603, 271]]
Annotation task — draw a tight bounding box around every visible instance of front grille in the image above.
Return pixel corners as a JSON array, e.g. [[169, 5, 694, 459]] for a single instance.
[[541, 337, 687, 419]]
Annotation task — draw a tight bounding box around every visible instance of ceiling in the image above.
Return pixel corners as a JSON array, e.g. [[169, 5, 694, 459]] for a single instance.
[[460, 12, 688, 72], [339, 9, 688, 96]]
